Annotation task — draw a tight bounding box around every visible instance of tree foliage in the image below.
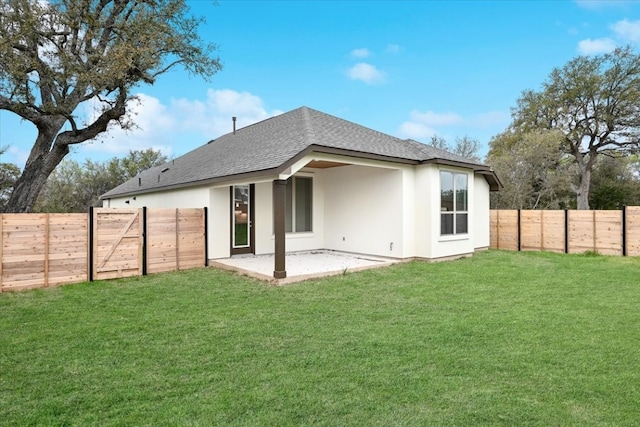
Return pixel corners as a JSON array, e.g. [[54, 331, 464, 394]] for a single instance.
[[589, 153, 640, 209], [0, 159, 20, 211], [36, 148, 167, 212], [487, 129, 574, 209], [511, 46, 640, 209], [0, 0, 221, 212]]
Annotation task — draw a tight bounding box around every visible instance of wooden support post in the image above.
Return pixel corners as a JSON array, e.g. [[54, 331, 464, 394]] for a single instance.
[[564, 209, 569, 254], [273, 179, 287, 279], [203, 207, 209, 266], [142, 206, 148, 276], [88, 207, 94, 282]]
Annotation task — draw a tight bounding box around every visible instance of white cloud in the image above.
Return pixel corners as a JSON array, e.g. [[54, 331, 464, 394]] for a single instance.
[[399, 121, 436, 139], [409, 110, 464, 127], [611, 19, 640, 42], [80, 89, 281, 158], [5, 146, 29, 167], [172, 88, 283, 137], [82, 93, 176, 157], [347, 62, 385, 84], [350, 48, 370, 58], [577, 37, 617, 54], [470, 111, 511, 127], [398, 109, 510, 140]]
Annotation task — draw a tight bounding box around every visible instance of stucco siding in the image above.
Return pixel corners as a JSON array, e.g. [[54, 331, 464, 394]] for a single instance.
[[323, 165, 403, 258], [413, 164, 434, 259], [400, 167, 417, 258], [104, 186, 209, 209], [208, 187, 230, 259], [473, 175, 490, 249]]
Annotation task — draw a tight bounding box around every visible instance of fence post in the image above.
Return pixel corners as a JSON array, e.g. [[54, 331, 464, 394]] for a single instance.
[[622, 205, 627, 257], [564, 209, 569, 254], [142, 206, 148, 276], [88, 207, 94, 282], [203, 207, 208, 266], [517, 209, 522, 252]]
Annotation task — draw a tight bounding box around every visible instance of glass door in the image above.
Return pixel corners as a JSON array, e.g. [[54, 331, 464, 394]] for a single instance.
[[231, 185, 254, 254]]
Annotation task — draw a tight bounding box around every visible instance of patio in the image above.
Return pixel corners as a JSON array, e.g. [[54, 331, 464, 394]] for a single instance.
[[210, 250, 399, 284]]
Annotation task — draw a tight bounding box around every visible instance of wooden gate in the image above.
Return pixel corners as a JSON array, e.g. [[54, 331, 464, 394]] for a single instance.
[[92, 208, 143, 280]]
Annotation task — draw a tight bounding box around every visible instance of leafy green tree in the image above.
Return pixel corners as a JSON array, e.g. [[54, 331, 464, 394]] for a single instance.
[[589, 154, 640, 209], [36, 149, 167, 212], [0, 161, 20, 211], [511, 46, 640, 209], [106, 148, 168, 185], [0, 0, 221, 212], [487, 129, 574, 209]]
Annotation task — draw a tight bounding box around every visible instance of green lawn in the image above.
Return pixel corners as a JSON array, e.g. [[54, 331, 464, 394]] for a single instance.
[[1, 250, 640, 426]]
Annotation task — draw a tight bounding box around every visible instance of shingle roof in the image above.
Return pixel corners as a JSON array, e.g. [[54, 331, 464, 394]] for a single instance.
[[102, 106, 496, 198]]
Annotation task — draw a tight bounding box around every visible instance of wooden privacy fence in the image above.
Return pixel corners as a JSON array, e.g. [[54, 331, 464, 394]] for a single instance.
[[1, 208, 207, 292], [490, 207, 640, 256]]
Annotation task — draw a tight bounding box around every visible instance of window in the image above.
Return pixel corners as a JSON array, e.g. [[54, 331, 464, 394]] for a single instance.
[[285, 176, 312, 232], [440, 171, 468, 235]]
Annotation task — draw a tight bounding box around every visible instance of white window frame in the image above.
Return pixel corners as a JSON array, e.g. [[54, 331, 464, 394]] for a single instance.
[[440, 170, 468, 236]]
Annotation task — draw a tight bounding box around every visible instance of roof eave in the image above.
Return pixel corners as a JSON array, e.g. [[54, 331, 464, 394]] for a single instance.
[[100, 167, 280, 200], [420, 158, 502, 192], [276, 144, 420, 174]]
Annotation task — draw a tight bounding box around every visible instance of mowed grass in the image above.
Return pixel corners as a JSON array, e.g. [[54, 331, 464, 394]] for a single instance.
[[1, 251, 640, 426]]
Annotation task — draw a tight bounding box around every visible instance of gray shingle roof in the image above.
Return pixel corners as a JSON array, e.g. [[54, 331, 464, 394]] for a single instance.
[[102, 106, 495, 198]]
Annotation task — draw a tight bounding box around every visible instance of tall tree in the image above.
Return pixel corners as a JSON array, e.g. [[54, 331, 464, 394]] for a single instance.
[[511, 46, 640, 209], [36, 149, 167, 212], [0, 0, 221, 212], [589, 153, 640, 209], [0, 161, 20, 211], [486, 129, 574, 209]]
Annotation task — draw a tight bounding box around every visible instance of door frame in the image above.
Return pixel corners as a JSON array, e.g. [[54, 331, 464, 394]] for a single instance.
[[230, 184, 255, 255]]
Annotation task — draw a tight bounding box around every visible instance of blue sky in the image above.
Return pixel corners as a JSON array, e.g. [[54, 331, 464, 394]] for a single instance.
[[2, 0, 640, 168]]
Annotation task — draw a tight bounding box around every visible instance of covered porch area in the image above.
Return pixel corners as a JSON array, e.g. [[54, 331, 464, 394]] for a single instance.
[[210, 250, 398, 284]]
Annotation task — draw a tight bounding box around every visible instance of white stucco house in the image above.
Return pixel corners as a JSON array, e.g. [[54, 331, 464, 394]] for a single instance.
[[101, 106, 500, 279]]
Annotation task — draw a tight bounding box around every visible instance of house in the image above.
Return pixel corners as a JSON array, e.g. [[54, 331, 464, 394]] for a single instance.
[[101, 106, 501, 279]]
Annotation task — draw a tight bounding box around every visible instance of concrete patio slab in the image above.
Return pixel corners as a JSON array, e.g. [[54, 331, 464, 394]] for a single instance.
[[210, 250, 399, 284]]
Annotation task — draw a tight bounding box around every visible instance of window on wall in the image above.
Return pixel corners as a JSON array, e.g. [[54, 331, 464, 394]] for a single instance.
[[285, 176, 313, 232], [440, 171, 468, 235]]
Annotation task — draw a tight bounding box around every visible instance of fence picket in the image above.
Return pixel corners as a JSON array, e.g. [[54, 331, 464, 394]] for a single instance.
[[0, 208, 206, 292], [491, 208, 635, 256]]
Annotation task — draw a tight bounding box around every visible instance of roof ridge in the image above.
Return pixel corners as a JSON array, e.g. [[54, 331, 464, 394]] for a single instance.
[[301, 106, 317, 146]]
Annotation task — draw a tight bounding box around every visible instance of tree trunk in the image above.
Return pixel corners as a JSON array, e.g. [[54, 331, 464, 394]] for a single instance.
[[4, 126, 68, 213], [576, 167, 592, 210]]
